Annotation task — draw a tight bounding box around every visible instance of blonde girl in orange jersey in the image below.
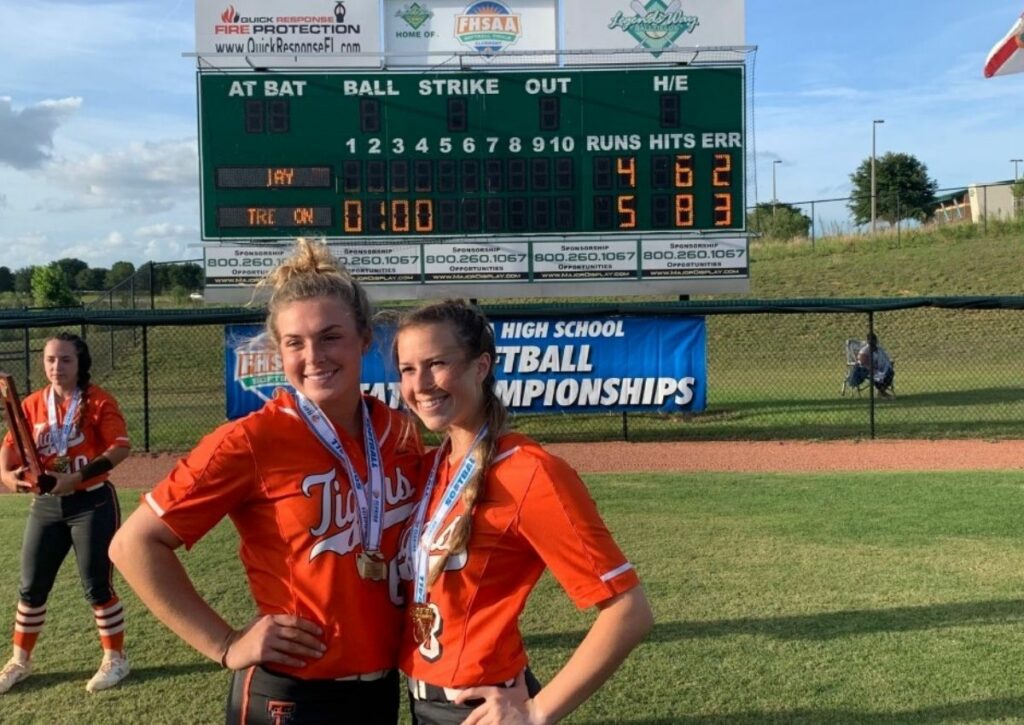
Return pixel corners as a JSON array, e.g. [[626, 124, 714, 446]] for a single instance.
[[394, 300, 654, 725], [110, 239, 422, 725]]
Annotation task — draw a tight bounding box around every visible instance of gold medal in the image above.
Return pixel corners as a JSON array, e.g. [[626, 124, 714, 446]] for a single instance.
[[356, 552, 387, 581], [53, 456, 71, 473], [410, 603, 436, 644]]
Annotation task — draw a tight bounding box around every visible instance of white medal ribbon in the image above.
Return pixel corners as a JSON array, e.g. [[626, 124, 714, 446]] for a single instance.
[[407, 426, 488, 605], [46, 386, 81, 457], [296, 393, 386, 555]]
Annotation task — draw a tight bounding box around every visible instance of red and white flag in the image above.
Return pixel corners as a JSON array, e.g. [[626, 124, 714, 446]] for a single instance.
[[984, 10, 1024, 77]]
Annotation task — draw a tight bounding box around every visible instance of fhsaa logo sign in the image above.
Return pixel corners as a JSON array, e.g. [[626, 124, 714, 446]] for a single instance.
[[455, 1, 522, 56], [234, 332, 287, 403], [609, 0, 700, 57]]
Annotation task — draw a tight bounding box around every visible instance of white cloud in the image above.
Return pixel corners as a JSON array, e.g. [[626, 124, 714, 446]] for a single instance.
[[2, 227, 198, 269], [133, 222, 191, 239], [0, 97, 82, 170], [35, 139, 197, 215], [1, 233, 55, 268]]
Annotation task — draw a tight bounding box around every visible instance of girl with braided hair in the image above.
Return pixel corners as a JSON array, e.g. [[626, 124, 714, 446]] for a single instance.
[[111, 239, 422, 724], [0, 332, 132, 694], [394, 300, 653, 725]]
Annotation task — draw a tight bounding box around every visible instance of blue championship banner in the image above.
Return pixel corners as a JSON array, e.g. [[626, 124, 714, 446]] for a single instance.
[[226, 316, 706, 419]]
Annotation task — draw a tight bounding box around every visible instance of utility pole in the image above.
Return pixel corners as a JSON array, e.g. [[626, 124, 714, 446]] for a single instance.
[[772, 159, 781, 216], [871, 119, 885, 234]]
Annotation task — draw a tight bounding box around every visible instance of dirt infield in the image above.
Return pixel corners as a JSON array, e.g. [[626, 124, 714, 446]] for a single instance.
[[107, 440, 1024, 490]]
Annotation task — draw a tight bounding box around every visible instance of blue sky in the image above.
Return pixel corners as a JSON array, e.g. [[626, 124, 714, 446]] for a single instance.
[[1, 0, 1022, 268]]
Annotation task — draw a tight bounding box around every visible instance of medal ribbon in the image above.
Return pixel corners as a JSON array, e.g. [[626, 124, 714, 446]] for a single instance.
[[296, 393, 386, 555], [46, 386, 81, 457], [407, 426, 488, 605]]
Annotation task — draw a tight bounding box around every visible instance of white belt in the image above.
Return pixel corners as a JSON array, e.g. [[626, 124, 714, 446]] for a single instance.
[[85, 481, 107, 492], [407, 674, 517, 702], [336, 669, 390, 682]]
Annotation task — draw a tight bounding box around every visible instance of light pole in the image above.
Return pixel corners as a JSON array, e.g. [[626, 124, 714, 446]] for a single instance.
[[1012, 158, 1023, 181], [871, 119, 885, 234], [772, 159, 782, 215]]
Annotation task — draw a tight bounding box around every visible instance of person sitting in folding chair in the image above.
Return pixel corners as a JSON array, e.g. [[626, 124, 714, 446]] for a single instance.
[[847, 333, 895, 397]]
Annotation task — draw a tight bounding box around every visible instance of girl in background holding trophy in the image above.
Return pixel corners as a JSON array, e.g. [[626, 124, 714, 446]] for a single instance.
[[393, 300, 653, 725], [111, 239, 422, 724], [0, 332, 132, 694]]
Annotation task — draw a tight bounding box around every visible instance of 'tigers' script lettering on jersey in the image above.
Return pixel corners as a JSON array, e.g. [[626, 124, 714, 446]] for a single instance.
[[32, 422, 86, 456], [429, 516, 468, 571], [394, 515, 469, 584], [303, 466, 416, 561]]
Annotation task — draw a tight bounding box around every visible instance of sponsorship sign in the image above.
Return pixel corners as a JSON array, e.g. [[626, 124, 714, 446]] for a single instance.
[[562, 0, 745, 61], [225, 315, 706, 418], [205, 243, 421, 284], [204, 237, 747, 295], [422, 241, 530, 282], [640, 236, 748, 278], [195, 0, 382, 68], [332, 243, 421, 282], [532, 241, 637, 280], [384, 0, 556, 65]]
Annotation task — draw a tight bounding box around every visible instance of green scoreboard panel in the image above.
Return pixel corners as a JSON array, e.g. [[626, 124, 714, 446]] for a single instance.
[[198, 66, 745, 240]]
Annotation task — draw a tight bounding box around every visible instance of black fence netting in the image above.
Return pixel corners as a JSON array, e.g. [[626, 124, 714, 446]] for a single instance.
[[1, 297, 1022, 452]]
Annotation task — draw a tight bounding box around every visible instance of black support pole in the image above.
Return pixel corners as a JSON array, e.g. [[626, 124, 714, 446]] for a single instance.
[[142, 325, 151, 452], [868, 311, 876, 440], [23, 326, 30, 393]]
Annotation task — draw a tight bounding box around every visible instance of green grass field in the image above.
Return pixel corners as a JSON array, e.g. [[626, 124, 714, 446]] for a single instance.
[[4, 471, 1024, 723]]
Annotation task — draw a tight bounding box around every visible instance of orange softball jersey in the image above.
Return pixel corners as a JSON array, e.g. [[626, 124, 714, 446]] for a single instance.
[[2, 384, 130, 490], [146, 390, 422, 679], [399, 432, 640, 687]]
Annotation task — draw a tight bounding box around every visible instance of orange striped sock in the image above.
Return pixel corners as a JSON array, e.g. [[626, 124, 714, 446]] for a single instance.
[[13, 601, 45, 657], [92, 597, 125, 654]]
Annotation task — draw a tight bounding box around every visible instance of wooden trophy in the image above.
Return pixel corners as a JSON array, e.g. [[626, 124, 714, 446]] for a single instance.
[[0, 372, 55, 494]]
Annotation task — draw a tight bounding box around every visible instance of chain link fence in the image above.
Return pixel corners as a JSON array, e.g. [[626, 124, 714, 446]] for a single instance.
[[757, 180, 1022, 246], [1, 298, 1022, 451]]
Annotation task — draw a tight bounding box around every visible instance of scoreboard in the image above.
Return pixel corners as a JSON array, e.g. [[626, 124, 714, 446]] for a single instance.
[[198, 66, 745, 241]]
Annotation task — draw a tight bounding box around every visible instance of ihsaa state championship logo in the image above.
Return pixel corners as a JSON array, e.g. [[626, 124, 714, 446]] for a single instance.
[[233, 332, 287, 403], [609, 0, 700, 57], [455, 1, 522, 56]]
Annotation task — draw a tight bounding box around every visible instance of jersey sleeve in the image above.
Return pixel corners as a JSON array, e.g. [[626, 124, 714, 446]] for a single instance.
[[92, 389, 130, 450], [515, 453, 640, 610], [145, 423, 257, 550]]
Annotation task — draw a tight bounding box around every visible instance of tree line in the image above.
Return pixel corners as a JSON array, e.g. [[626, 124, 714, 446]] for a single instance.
[[0, 259, 203, 308]]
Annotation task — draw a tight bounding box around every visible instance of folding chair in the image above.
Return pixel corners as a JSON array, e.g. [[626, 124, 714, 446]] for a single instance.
[[841, 338, 868, 395], [842, 338, 896, 398]]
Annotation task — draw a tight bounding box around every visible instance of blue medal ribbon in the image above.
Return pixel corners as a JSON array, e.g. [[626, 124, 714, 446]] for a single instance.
[[46, 386, 81, 457], [406, 426, 488, 605], [295, 393, 386, 556]]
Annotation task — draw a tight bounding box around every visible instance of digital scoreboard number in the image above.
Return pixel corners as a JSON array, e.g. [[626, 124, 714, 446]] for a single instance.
[[198, 67, 745, 240]]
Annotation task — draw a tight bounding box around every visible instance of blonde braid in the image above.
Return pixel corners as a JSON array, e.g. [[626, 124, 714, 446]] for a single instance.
[[395, 300, 507, 585]]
